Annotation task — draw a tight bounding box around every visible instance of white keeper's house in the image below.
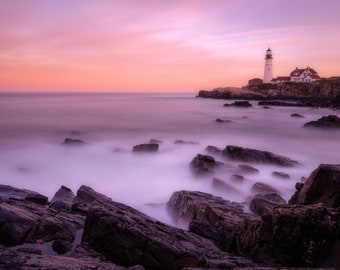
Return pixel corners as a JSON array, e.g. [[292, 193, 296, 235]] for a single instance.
[[289, 66, 321, 83]]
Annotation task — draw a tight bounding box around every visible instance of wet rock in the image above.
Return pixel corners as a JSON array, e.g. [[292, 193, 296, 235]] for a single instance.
[[272, 171, 290, 179], [25, 193, 49, 205], [249, 193, 287, 216], [291, 113, 304, 118], [63, 138, 85, 145], [304, 115, 340, 128], [238, 164, 259, 174], [216, 118, 232, 123], [51, 185, 75, 203], [231, 174, 245, 182], [262, 106, 272, 109], [251, 182, 279, 195], [224, 145, 298, 167], [190, 153, 217, 173], [82, 198, 255, 269], [52, 239, 73, 254], [132, 143, 159, 152], [0, 185, 45, 201], [289, 164, 340, 207], [251, 203, 340, 267], [205, 145, 223, 154], [224, 100, 252, 107]]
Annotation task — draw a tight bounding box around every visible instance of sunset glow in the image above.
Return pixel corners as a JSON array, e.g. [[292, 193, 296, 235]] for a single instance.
[[1, 0, 340, 92]]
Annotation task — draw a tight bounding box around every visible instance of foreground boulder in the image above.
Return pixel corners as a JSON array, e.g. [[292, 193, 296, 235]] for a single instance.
[[249, 193, 287, 215], [82, 199, 255, 269], [304, 115, 340, 128], [223, 145, 298, 167], [289, 164, 340, 207], [190, 154, 218, 173]]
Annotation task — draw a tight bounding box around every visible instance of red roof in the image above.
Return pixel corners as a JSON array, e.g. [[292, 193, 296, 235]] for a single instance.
[[290, 67, 319, 77]]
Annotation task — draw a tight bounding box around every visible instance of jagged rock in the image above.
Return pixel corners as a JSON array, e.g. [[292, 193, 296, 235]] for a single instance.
[[132, 143, 159, 152], [52, 239, 73, 254], [216, 118, 232, 123], [249, 193, 287, 216], [25, 193, 49, 205], [63, 138, 85, 145], [205, 145, 223, 154], [190, 154, 217, 173], [51, 185, 75, 203], [238, 164, 259, 174], [272, 171, 290, 179], [224, 145, 298, 167], [289, 164, 340, 207], [224, 101, 252, 107], [167, 191, 259, 253], [251, 182, 279, 195], [304, 115, 340, 128], [82, 199, 255, 269], [251, 204, 340, 267], [0, 184, 46, 201], [291, 113, 304, 118]]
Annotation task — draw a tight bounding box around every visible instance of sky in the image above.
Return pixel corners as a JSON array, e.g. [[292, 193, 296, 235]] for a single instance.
[[0, 0, 339, 92]]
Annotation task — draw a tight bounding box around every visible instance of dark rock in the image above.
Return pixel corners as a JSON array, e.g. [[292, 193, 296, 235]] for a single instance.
[[224, 101, 252, 107], [224, 145, 298, 167], [262, 106, 272, 109], [258, 100, 302, 107], [63, 138, 85, 145], [291, 113, 304, 118], [132, 143, 159, 152], [251, 182, 279, 195], [190, 153, 217, 173], [289, 164, 340, 207], [249, 193, 287, 216], [168, 190, 259, 255], [296, 182, 304, 191], [51, 185, 75, 203], [205, 145, 223, 154], [174, 140, 199, 145], [0, 185, 44, 201], [52, 239, 73, 254], [304, 115, 340, 128], [251, 204, 340, 267], [238, 164, 259, 174], [216, 118, 232, 123], [25, 193, 49, 205], [272, 171, 290, 179], [82, 198, 255, 269]]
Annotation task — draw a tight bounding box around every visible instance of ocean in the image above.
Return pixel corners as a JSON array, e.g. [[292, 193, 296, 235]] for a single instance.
[[1, 92, 339, 225]]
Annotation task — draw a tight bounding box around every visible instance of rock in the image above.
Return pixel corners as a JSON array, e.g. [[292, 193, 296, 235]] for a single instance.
[[291, 113, 304, 118], [224, 101, 252, 107], [249, 193, 287, 216], [0, 185, 45, 201], [190, 154, 217, 173], [262, 106, 272, 109], [258, 101, 302, 107], [224, 145, 298, 167], [272, 171, 290, 179], [25, 193, 49, 205], [289, 164, 340, 207], [63, 138, 85, 145], [238, 164, 259, 174], [167, 190, 259, 254], [251, 204, 340, 267], [251, 182, 279, 195], [304, 115, 340, 128], [132, 143, 159, 152], [51, 185, 75, 203], [216, 118, 232, 123], [52, 239, 73, 254], [174, 140, 199, 145], [205, 145, 223, 154], [82, 198, 255, 269]]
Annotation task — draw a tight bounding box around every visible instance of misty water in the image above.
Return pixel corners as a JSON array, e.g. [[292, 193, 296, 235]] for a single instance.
[[1, 92, 340, 225]]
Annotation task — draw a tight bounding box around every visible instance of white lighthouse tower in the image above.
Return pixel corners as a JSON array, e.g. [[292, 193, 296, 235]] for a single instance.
[[263, 48, 273, 83]]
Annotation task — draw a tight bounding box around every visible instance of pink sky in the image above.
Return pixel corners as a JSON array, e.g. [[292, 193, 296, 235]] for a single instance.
[[0, 0, 339, 92]]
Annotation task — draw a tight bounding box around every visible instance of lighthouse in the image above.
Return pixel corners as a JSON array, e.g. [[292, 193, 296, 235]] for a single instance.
[[263, 48, 273, 83]]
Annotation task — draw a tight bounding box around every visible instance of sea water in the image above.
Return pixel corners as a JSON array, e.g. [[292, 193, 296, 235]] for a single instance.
[[1, 92, 339, 224]]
